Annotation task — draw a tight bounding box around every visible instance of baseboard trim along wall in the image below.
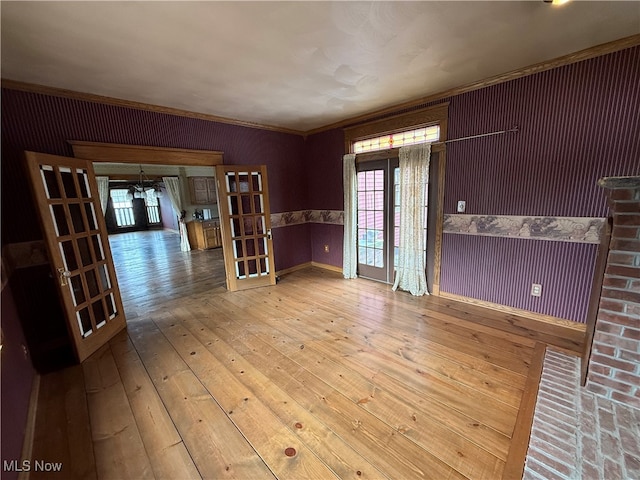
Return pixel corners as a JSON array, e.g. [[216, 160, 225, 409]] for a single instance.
[[276, 261, 342, 277], [439, 290, 586, 331]]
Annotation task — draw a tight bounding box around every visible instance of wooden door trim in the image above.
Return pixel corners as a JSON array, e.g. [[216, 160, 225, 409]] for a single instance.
[[69, 141, 224, 167], [580, 217, 613, 385]]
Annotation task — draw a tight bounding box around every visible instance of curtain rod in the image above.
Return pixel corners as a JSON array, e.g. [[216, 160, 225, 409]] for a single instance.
[[435, 125, 519, 145]]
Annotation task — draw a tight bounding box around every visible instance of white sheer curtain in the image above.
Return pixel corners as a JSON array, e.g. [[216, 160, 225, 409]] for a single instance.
[[95, 176, 110, 214], [162, 176, 191, 252], [392, 143, 431, 296], [342, 153, 358, 279]]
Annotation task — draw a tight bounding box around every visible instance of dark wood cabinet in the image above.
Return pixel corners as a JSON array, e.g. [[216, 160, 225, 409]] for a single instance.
[[186, 220, 222, 250], [188, 176, 217, 205]]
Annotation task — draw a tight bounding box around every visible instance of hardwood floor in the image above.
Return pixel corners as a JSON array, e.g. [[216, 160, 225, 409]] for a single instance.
[[28, 229, 568, 479]]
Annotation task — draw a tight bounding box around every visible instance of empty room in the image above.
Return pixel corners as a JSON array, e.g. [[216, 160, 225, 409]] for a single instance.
[[1, 2, 639, 479]]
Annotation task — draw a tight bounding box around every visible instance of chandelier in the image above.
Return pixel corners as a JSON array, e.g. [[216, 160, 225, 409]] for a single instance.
[[126, 166, 163, 200]]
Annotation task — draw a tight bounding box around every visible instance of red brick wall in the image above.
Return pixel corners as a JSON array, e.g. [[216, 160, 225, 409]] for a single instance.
[[586, 177, 640, 408]]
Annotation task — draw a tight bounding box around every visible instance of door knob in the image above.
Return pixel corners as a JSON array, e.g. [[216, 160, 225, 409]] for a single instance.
[[57, 267, 71, 286]]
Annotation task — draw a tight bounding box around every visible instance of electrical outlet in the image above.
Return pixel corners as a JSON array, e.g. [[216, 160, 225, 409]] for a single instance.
[[531, 283, 542, 297], [457, 200, 466, 213], [324, 244, 330, 253]]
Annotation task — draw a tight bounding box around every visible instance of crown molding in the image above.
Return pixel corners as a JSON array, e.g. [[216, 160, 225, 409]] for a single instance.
[[2, 34, 638, 138], [305, 34, 640, 136], [0, 78, 305, 137]]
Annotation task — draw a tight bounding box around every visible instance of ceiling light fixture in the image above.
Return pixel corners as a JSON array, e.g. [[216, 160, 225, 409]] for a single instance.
[[126, 166, 163, 200], [543, 0, 571, 5]]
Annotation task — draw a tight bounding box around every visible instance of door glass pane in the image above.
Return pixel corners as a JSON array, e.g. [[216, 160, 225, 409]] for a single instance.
[[238, 174, 249, 192], [234, 240, 243, 258], [51, 205, 70, 236], [93, 300, 107, 329], [236, 261, 246, 279], [248, 259, 257, 276], [244, 238, 255, 256], [41, 166, 61, 199], [98, 264, 111, 291], [77, 307, 93, 338], [70, 275, 86, 305], [76, 169, 89, 198], [69, 204, 86, 233], [61, 241, 78, 271], [260, 258, 267, 274], [232, 218, 241, 237], [256, 216, 265, 234], [374, 249, 383, 268], [241, 195, 251, 214], [244, 217, 254, 235], [92, 235, 104, 261], [253, 195, 263, 214], [60, 168, 78, 199], [106, 293, 116, 318], [230, 196, 239, 215], [86, 269, 100, 298], [226, 173, 237, 193], [77, 237, 92, 266], [258, 238, 266, 255], [252, 173, 261, 192], [84, 203, 97, 230]]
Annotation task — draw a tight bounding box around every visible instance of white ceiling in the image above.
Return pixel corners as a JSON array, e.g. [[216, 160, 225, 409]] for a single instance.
[[2, 1, 639, 132]]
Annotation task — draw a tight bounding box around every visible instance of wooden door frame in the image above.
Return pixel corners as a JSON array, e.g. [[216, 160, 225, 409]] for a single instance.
[[344, 103, 449, 295], [69, 141, 224, 167], [353, 145, 446, 295]]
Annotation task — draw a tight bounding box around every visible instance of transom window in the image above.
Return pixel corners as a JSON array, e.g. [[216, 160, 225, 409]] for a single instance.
[[353, 125, 440, 154]]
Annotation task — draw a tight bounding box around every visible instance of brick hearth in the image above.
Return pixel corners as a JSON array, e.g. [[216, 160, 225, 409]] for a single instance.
[[523, 176, 640, 479]]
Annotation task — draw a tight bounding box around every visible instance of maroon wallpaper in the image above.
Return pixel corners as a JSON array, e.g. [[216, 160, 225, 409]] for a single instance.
[[445, 47, 640, 217], [440, 235, 598, 322], [304, 128, 345, 210], [305, 45, 640, 323], [0, 90, 307, 245]]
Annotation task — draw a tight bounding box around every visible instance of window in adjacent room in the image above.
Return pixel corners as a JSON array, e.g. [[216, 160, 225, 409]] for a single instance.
[[110, 189, 135, 227]]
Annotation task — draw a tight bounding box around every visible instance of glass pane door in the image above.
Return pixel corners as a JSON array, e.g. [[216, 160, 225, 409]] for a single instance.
[[215, 165, 276, 291], [25, 151, 126, 362], [357, 160, 393, 283]]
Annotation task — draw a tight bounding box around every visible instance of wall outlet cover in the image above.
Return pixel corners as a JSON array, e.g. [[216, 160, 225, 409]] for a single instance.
[[531, 283, 542, 297], [457, 201, 466, 213]]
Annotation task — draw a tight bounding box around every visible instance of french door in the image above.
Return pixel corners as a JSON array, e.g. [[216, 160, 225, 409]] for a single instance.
[[25, 151, 126, 362], [357, 156, 434, 287], [215, 165, 276, 291], [357, 159, 399, 283]]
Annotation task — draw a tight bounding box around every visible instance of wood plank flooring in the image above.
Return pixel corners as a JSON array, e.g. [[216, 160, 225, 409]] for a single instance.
[[28, 229, 568, 479]]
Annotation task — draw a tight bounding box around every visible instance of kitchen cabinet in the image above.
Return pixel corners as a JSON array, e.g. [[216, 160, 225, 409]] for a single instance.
[[186, 220, 222, 250], [188, 176, 217, 205]]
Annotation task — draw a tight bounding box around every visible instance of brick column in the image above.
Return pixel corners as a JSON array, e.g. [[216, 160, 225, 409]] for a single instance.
[[586, 176, 640, 408]]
